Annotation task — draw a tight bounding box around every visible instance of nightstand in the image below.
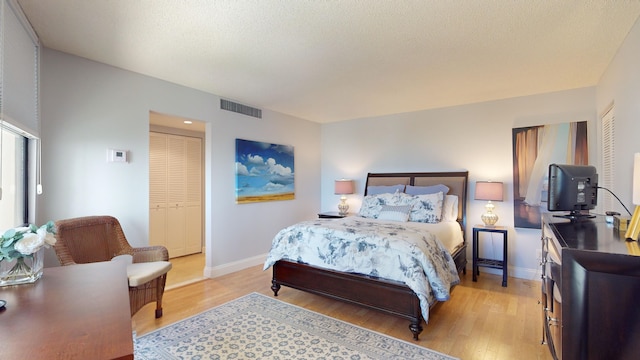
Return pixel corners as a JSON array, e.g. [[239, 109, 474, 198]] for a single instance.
[[472, 225, 508, 287], [318, 212, 347, 219]]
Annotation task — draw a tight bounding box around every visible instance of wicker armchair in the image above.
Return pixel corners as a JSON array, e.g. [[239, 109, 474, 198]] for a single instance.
[[54, 215, 171, 318]]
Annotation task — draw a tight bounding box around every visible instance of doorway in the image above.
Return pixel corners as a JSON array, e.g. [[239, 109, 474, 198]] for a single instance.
[[149, 111, 206, 286]]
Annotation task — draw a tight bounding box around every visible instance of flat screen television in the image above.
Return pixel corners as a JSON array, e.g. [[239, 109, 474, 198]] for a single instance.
[[547, 164, 598, 220]]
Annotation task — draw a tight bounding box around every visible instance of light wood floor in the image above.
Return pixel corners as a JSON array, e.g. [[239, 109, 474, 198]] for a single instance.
[[133, 258, 553, 360], [164, 252, 206, 290]]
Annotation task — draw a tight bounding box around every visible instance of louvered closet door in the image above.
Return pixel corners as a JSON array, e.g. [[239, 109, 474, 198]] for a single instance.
[[166, 135, 187, 257], [185, 137, 203, 254], [149, 133, 168, 248], [149, 132, 203, 258]]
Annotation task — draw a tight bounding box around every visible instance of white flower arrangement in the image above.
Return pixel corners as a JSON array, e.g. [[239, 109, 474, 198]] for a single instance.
[[0, 221, 57, 261]]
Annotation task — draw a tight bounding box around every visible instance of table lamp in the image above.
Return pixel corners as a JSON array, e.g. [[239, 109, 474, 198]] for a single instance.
[[625, 153, 640, 240], [475, 181, 504, 226], [334, 179, 355, 216]]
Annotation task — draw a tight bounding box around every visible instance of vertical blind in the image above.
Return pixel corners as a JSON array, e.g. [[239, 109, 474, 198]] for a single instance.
[[601, 106, 616, 212], [1, 0, 40, 138]]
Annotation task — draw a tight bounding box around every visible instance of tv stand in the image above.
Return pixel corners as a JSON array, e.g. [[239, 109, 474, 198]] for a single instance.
[[541, 214, 640, 359], [551, 210, 595, 221]]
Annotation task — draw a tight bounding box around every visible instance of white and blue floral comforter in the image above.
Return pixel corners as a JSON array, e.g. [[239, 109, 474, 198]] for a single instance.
[[263, 216, 461, 323]]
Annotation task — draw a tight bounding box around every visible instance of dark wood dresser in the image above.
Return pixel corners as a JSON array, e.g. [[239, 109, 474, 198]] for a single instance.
[[541, 213, 640, 360]]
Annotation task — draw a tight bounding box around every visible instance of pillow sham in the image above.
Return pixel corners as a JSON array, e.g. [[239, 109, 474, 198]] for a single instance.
[[377, 205, 412, 222], [409, 192, 444, 223], [366, 184, 405, 195], [442, 195, 459, 222], [405, 184, 450, 196], [358, 192, 398, 218]]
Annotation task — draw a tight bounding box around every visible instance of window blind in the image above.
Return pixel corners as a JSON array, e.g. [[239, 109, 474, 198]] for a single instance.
[[601, 106, 615, 212], [1, 0, 40, 138]]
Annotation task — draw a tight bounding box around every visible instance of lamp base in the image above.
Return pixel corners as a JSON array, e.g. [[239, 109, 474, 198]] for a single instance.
[[338, 196, 349, 216], [481, 201, 498, 226], [625, 205, 640, 241], [481, 212, 498, 227]]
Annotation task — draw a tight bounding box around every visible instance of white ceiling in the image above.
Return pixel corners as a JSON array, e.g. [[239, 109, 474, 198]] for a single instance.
[[17, 0, 640, 124]]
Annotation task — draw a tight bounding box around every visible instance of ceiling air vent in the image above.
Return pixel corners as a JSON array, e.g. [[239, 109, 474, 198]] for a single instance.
[[220, 99, 262, 119]]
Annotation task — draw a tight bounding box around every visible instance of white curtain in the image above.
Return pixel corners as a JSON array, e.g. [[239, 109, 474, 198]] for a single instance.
[[523, 123, 571, 206]]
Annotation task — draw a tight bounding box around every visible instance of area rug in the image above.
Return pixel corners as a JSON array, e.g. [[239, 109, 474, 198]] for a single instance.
[[135, 292, 457, 360]]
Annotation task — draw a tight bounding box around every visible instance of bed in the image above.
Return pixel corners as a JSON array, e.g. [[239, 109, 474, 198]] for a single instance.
[[264, 171, 468, 340]]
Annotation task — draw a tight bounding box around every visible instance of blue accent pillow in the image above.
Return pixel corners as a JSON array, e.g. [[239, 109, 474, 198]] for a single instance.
[[366, 184, 405, 195], [405, 184, 449, 196]]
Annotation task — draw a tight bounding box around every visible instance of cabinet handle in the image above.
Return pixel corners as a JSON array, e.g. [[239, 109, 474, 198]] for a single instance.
[[546, 315, 559, 325]]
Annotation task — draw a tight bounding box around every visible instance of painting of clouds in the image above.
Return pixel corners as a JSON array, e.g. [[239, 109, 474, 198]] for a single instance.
[[235, 139, 295, 203]]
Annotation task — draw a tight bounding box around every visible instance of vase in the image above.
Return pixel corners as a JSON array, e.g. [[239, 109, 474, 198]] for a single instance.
[[0, 250, 44, 286]]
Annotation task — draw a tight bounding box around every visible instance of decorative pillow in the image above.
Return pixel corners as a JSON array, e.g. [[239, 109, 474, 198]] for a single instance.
[[366, 184, 405, 195], [377, 205, 412, 222], [409, 192, 444, 223], [442, 195, 459, 222], [358, 192, 399, 218], [405, 184, 450, 196], [390, 191, 416, 206]]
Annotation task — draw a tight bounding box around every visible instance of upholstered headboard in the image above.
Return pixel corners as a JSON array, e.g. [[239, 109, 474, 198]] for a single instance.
[[364, 171, 469, 231]]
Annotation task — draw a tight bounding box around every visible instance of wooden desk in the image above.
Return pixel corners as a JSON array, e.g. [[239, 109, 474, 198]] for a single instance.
[[0, 261, 134, 359]]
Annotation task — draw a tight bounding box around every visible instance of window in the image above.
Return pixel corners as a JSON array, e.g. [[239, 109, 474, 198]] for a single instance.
[[1, 0, 41, 229], [0, 125, 27, 229]]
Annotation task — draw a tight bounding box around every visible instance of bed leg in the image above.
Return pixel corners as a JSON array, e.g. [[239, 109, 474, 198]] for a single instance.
[[271, 279, 281, 296], [409, 321, 423, 340]]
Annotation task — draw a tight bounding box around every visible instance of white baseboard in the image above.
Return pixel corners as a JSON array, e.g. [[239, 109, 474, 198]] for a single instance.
[[203, 253, 268, 278]]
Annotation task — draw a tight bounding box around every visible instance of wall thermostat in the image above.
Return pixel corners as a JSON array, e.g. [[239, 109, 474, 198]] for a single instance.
[[107, 148, 128, 163]]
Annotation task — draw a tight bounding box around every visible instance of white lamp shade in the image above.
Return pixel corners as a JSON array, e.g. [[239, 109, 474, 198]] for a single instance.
[[475, 181, 504, 201], [334, 179, 355, 195], [634, 153, 640, 205]]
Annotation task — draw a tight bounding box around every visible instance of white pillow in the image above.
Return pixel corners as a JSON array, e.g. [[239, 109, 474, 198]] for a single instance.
[[409, 192, 444, 223], [377, 205, 412, 222], [442, 195, 459, 222]]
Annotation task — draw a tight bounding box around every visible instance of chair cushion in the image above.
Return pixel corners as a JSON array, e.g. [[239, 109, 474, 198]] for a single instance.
[[126, 261, 172, 287], [111, 254, 133, 264]]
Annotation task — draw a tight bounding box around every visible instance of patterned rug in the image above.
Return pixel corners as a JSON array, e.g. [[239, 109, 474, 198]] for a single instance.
[[135, 292, 457, 360]]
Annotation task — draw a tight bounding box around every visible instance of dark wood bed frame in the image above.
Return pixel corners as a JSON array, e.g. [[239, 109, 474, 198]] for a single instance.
[[270, 171, 469, 340]]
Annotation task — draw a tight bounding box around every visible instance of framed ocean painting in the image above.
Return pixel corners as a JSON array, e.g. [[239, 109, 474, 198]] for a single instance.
[[235, 139, 295, 203]]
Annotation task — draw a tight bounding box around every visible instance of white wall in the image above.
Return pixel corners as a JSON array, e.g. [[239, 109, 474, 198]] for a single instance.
[[321, 87, 596, 279], [318, 17, 640, 280], [596, 17, 640, 207], [37, 14, 640, 280], [38, 49, 322, 274]]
